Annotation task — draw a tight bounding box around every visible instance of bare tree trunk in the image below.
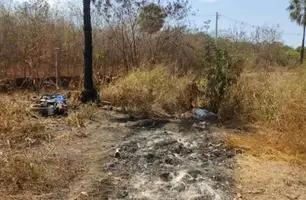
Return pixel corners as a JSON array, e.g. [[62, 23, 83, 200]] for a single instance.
[[301, 23, 306, 64], [81, 0, 98, 103]]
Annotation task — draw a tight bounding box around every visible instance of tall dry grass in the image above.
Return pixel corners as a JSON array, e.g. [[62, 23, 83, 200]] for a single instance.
[[101, 67, 195, 117], [0, 92, 88, 196], [225, 70, 306, 162], [0, 93, 46, 147]]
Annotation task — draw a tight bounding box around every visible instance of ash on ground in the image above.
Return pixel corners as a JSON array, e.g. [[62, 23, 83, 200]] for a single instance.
[[103, 121, 236, 200]]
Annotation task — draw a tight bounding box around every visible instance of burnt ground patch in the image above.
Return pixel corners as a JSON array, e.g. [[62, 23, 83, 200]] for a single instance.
[[102, 120, 236, 200]]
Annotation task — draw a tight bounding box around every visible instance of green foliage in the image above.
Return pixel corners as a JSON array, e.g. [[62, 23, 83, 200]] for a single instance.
[[287, 0, 306, 63], [296, 46, 303, 52], [139, 3, 167, 34], [287, 0, 306, 26], [205, 43, 243, 113], [284, 45, 294, 51]]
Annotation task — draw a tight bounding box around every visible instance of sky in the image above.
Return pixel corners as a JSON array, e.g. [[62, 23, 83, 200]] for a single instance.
[[12, 0, 303, 48], [189, 0, 302, 47]]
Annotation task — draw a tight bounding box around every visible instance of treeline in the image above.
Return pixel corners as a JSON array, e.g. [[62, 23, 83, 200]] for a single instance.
[[0, 0, 300, 82]]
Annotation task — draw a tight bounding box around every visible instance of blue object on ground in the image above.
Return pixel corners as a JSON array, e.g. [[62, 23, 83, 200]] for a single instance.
[[194, 108, 216, 118], [39, 94, 68, 117], [55, 94, 65, 103]]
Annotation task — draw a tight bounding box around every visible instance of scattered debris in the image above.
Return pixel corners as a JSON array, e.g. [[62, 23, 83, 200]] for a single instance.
[[30, 94, 68, 117], [192, 121, 207, 130], [193, 108, 217, 118], [115, 148, 120, 158], [80, 191, 89, 196]]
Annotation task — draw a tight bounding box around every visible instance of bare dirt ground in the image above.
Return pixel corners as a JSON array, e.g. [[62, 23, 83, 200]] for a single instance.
[[235, 155, 306, 200], [0, 108, 236, 200], [1, 106, 306, 200]]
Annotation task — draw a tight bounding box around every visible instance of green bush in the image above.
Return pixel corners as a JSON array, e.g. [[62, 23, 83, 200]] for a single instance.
[[204, 43, 243, 113]]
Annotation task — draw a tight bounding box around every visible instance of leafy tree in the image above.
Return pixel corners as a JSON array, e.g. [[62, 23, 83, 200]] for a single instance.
[[284, 45, 294, 51], [205, 42, 243, 113], [139, 3, 167, 34], [288, 0, 306, 64], [295, 46, 304, 52]]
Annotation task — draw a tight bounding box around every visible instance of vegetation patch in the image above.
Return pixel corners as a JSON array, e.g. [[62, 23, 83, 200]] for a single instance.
[[102, 66, 194, 117]]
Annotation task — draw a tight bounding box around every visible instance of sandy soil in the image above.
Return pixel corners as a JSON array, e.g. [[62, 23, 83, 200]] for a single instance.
[[235, 155, 306, 200]]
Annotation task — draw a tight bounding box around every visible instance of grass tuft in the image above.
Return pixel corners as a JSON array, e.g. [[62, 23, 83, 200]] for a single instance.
[[101, 66, 195, 117]]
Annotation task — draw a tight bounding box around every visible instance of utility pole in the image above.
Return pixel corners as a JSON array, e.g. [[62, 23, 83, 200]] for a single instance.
[[55, 48, 60, 89], [215, 12, 219, 39]]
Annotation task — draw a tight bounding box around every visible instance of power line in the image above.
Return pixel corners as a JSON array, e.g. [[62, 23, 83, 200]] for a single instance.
[[283, 33, 301, 36], [220, 14, 260, 28], [219, 13, 302, 37], [196, 14, 216, 17], [191, 12, 302, 36], [215, 12, 219, 38]]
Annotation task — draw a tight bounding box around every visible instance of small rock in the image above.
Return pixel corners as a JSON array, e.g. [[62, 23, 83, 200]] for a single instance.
[[235, 149, 244, 155], [115, 148, 120, 158], [188, 169, 203, 178], [237, 185, 242, 189], [119, 190, 128, 198], [144, 153, 155, 163], [247, 188, 265, 194], [286, 193, 300, 200], [236, 193, 242, 198], [160, 172, 172, 182], [80, 191, 88, 196], [118, 123, 126, 127], [171, 182, 185, 192], [212, 149, 222, 157]]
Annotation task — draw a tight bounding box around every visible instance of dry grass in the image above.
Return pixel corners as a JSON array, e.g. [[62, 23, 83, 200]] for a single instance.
[[101, 66, 306, 162], [0, 154, 51, 194], [0, 93, 46, 148], [66, 104, 98, 128], [0, 151, 80, 196], [0, 92, 84, 197], [101, 66, 194, 117], [225, 70, 306, 162]]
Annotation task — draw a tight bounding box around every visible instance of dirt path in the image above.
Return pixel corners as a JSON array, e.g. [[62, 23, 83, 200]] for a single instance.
[[235, 155, 306, 200], [65, 120, 129, 200]]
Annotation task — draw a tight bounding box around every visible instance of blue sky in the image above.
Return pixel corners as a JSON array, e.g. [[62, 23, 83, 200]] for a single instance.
[[14, 0, 302, 47], [189, 0, 302, 47]]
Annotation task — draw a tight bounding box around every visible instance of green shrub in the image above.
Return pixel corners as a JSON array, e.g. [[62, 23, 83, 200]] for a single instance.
[[204, 43, 243, 113]]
